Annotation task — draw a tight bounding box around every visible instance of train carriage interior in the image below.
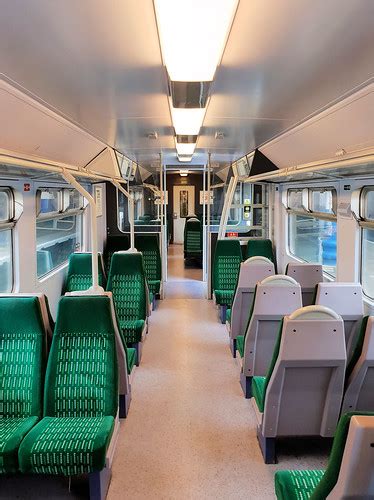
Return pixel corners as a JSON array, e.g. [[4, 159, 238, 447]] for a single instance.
[[0, 1, 373, 499]]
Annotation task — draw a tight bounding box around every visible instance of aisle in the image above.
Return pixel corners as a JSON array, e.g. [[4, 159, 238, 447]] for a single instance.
[[108, 246, 328, 499]]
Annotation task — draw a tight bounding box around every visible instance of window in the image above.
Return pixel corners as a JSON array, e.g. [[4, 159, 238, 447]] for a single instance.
[[287, 187, 336, 277], [36, 188, 84, 278], [360, 187, 374, 299], [0, 188, 14, 292]]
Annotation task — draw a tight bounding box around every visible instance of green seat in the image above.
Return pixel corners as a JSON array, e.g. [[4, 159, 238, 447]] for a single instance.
[[212, 240, 242, 307], [103, 235, 130, 274], [252, 319, 283, 412], [0, 296, 46, 473], [126, 347, 137, 375], [236, 334, 244, 358], [107, 252, 147, 346], [184, 218, 202, 259], [135, 235, 162, 297], [19, 295, 118, 477], [226, 308, 231, 323], [275, 411, 374, 500], [246, 239, 275, 263], [65, 252, 105, 292]]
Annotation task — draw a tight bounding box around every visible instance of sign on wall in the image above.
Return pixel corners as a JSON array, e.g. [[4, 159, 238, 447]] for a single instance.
[[199, 191, 213, 204]]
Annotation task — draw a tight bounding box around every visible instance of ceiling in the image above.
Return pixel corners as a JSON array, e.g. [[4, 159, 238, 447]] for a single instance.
[[0, 0, 373, 170]]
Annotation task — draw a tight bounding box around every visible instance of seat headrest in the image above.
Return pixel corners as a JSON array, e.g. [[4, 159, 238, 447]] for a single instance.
[[260, 275, 298, 286], [68, 252, 103, 275], [289, 305, 341, 321], [110, 251, 144, 274], [244, 256, 273, 265], [215, 239, 242, 256]]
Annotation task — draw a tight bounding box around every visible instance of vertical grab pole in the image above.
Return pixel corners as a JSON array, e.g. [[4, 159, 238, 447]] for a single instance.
[[61, 169, 100, 291], [159, 153, 166, 298], [218, 175, 238, 240], [112, 180, 136, 251], [207, 153, 212, 298]]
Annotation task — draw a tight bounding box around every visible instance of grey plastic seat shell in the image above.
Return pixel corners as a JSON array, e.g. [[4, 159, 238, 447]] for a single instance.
[[327, 415, 374, 499], [315, 282, 363, 357], [242, 275, 302, 377], [285, 262, 323, 306], [259, 305, 346, 438], [228, 256, 275, 340], [341, 316, 374, 414]]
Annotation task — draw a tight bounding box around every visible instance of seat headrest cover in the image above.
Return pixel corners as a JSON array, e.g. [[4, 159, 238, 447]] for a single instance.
[[289, 305, 341, 321], [68, 252, 103, 275], [244, 256, 273, 265], [215, 239, 242, 256], [260, 275, 298, 286], [110, 251, 144, 274]]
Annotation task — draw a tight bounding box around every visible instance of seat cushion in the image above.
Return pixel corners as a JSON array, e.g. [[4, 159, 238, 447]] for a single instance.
[[119, 319, 145, 344], [236, 335, 244, 358], [275, 470, 325, 500], [19, 416, 115, 476], [148, 280, 161, 295], [226, 308, 231, 323], [0, 417, 39, 473], [126, 347, 136, 374], [252, 376, 266, 412], [214, 289, 234, 306]]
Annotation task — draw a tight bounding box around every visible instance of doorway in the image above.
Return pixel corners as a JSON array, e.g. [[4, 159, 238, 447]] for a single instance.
[[173, 185, 195, 244]]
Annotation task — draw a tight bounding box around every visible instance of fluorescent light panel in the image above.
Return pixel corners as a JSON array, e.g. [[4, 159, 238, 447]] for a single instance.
[[171, 107, 205, 135], [178, 155, 192, 163], [175, 141, 196, 156], [155, 0, 238, 81], [179, 170, 189, 176]]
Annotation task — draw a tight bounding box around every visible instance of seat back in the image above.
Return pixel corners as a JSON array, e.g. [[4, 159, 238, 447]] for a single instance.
[[44, 295, 118, 418], [104, 234, 130, 273], [242, 275, 302, 376], [327, 414, 374, 499], [0, 296, 46, 418], [107, 252, 147, 323], [262, 306, 346, 437], [65, 252, 106, 292], [342, 316, 374, 414], [230, 257, 275, 338], [315, 282, 363, 356], [134, 235, 161, 295], [184, 218, 202, 258], [246, 239, 275, 263], [285, 262, 323, 306], [213, 239, 242, 293]]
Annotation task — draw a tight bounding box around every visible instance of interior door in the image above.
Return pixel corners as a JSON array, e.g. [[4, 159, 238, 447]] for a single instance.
[[173, 185, 195, 244]]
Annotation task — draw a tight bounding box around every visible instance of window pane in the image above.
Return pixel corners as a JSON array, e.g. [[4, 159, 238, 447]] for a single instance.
[[363, 189, 374, 220], [288, 213, 336, 277], [362, 228, 374, 299], [288, 190, 303, 210], [65, 189, 83, 211], [310, 189, 334, 214], [0, 229, 12, 292], [36, 214, 82, 277], [0, 190, 10, 221], [38, 189, 60, 214]]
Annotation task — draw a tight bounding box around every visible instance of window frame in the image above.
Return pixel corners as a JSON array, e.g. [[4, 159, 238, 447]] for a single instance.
[[357, 186, 374, 300], [0, 187, 16, 292], [35, 187, 85, 279]]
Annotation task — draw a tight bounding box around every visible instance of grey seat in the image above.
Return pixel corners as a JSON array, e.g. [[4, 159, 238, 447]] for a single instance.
[[252, 305, 346, 463], [240, 275, 302, 398], [228, 256, 275, 356], [315, 282, 363, 357], [341, 316, 374, 414], [285, 262, 323, 306]]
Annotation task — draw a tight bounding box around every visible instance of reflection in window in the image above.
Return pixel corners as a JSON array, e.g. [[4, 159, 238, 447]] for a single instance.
[[288, 213, 336, 277], [288, 189, 304, 210], [362, 228, 374, 299], [0, 229, 12, 292], [310, 189, 335, 214], [180, 190, 188, 218], [38, 189, 60, 215], [363, 189, 374, 220]]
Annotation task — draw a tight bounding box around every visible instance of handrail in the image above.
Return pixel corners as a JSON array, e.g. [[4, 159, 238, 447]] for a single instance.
[[112, 180, 136, 251]]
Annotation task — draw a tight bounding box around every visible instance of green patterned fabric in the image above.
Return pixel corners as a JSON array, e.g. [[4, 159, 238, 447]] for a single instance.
[[236, 335, 244, 358], [226, 308, 231, 323], [213, 240, 242, 306], [275, 470, 325, 500], [346, 316, 369, 380], [252, 319, 284, 412], [135, 235, 161, 295], [126, 347, 136, 374], [184, 218, 202, 257], [104, 235, 130, 273], [65, 253, 105, 292], [0, 296, 45, 473], [107, 253, 147, 345], [246, 239, 275, 263], [18, 295, 118, 476], [275, 412, 374, 499]]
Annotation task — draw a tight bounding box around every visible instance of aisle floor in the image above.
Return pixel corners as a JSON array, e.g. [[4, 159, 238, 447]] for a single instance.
[[107, 245, 328, 500]]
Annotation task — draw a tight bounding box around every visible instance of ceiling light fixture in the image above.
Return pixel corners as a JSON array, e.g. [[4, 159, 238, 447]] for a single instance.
[[154, 0, 238, 82], [179, 170, 189, 176], [178, 155, 193, 163], [171, 108, 206, 135], [175, 141, 196, 156]]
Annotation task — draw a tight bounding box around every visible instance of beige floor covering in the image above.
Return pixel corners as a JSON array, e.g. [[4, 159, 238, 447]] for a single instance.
[[107, 245, 329, 500]]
